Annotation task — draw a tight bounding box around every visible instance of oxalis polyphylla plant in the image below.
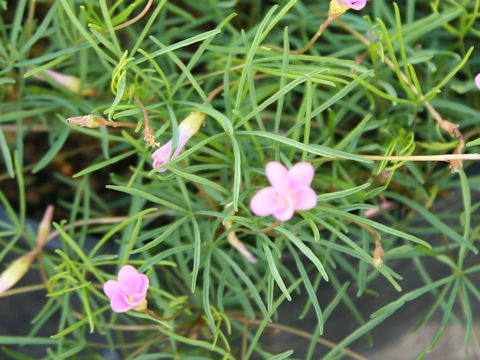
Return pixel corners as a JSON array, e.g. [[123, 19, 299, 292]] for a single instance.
[[1, 0, 480, 359]]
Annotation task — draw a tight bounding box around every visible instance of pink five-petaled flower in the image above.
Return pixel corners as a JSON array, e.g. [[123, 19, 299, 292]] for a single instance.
[[475, 73, 480, 90], [152, 111, 205, 172], [250, 161, 317, 221], [103, 265, 149, 313]]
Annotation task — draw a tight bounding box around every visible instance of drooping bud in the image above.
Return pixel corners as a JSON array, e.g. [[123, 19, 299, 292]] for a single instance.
[[30, 69, 97, 96], [372, 244, 384, 268], [66, 115, 107, 128], [152, 111, 205, 172], [0, 251, 36, 295]]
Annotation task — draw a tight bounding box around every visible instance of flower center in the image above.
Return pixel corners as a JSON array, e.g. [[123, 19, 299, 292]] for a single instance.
[[275, 188, 297, 207], [128, 295, 134, 303]]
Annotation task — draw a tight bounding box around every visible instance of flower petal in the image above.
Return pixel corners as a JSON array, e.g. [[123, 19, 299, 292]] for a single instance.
[[118, 265, 141, 294], [475, 73, 480, 90], [273, 205, 295, 221], [288, 162, 315, 187], [135, 273, 150, 295], [293, 186, 317, 211], [110, 294, 133, 313], [171, 134, 189, 159], [103, 280, 122, 299], [345, 0, 368, 10], [265, 162, 289, 190], [152, 140, 173, 172], [250, 187, 281, 217]]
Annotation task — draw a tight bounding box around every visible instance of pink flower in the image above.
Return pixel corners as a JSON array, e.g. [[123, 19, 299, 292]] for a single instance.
[[475, 73, 480, 90], [250, 162, 317, 221], [152, 111, 205, 172], [103, 265, 149, 313]]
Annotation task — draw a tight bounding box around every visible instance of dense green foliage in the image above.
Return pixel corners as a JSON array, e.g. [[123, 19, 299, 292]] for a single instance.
[[1, 0, 480, 358]]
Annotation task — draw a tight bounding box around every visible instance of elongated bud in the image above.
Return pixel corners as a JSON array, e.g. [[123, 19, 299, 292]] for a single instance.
[[30, 69, 97, 96], [66, 115, 107, 128], [373, 244, 384, 268], [178, 111, 205, 139], [37, 205, 54, 249], [152, 111, 206, 172], [0, 251, 36, 295]]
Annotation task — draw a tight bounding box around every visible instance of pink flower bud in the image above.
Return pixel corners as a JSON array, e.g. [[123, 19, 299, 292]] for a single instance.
[[29, 69, 97, 96], [152, 111, 205, 172], [475, 73, 480, 90]]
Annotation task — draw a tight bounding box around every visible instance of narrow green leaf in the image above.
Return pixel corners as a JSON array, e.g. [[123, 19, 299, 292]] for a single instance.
[[416, 280, 460, 359], [202, 249, 216, 336], [106, 185, 186, 213], [262, 242, 291, 301], [371, 275, 454, 318], [0, 127, 14, 178], [215, 249, 270, 321], [237, 130, 371, 163], [191, 217, 202, 293], [73, 150, 137, 178], [320, 206, 432, 249], [131, 216, 189, 254], [287, 242, 323, 333], [169, 167, 229, 195], [385, 192, 476, 253], [51, 306, 109, 338], [276, 227, 328, 281], [32, 127, 70, 174], [317, 183, 371, 202], [231, 136, 242, 211]]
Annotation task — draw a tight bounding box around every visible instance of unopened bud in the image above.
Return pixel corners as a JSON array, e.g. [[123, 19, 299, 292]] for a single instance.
[[30, 69, 97, 97], [0, 251, 36, 295], [373, 245, 384, 268], [178, 111, 205, 138], [37, 205, 54, 249], [152, 111, 206, 172], [66, 115, 107, 128]]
